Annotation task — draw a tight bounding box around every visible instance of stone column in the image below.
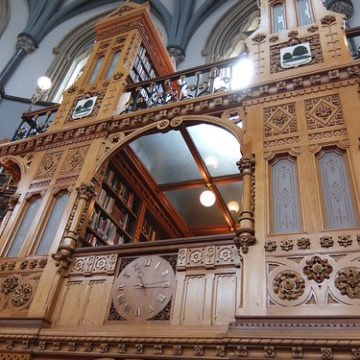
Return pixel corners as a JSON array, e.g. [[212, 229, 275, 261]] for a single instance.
[[234, 154, 255, 254], [0, 33, 36, 96]]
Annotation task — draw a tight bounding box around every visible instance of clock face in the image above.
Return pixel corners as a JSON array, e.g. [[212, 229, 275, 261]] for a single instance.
[[112, 255, 175, 321]]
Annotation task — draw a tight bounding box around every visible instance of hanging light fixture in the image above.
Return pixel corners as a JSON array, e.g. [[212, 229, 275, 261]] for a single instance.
[[227, 200, 240, 213], [200, 190, 216, 207]]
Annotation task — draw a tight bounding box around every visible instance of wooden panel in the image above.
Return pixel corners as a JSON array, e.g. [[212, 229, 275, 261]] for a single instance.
[[213, 273, 238, 325], [181, 275, 206, 324], [81, 280, 107, 325], [57, 281, 83, 325]]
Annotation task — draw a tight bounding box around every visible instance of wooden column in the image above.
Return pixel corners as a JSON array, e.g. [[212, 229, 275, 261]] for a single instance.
[[234, 154, 255, 254]]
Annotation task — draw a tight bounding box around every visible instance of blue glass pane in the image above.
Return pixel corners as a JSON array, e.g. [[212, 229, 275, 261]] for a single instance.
[[35, 193, 69, 255], [89, 56, 104, 83], [7, 197, 41, 257], [106, 51, 121, 80]]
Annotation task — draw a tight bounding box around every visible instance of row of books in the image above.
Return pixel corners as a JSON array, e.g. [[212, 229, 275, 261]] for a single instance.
[[104, 169, 136, 210], [89, 209, 129, 242], [85, 232, 125, 246], [142, 217, 158, 241]]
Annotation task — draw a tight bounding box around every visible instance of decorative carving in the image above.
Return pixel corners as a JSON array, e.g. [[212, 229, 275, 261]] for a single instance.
[[270, 35, 323, 74], [252, 33, 266, 43], [338, 235, 352, 247], [335, 267, 360, 298], [173, 345, 182, 355], [269, 35, 279, 42], [216, 345, 226, 357], [264, 136, 300, 148], [264, 346, 275, 358], [352, 348, 360, 360], [235, 346, 248, 357], [264, 103, 297, 137], [321, 15, 336, 26], [321, 347, 333, 359], [178, 245, 240, 270], [264, 241, 277, 252], [303, 256, 333, 283], [135, 344, 144, 354], [237, 154, 255, 176], [305, 94, 344, 130], [1, 276, 19, 294], [297, 237, 310, 250], [280, 239, 294, 251], [58, 146, 89, 177], [292, 346, 303, 359], [273, 271, 305, 300], [320, 236, 334, 248], [11, 283, 32, 307], [34, 151, 63, 179], [194, 345, 204, 356], [16, 33, 36, 53]]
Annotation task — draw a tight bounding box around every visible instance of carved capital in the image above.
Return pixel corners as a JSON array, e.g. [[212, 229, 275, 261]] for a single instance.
[[236, 154, 255, 176], [16, 33, 36, 53], [233, 231, 255, 254], [77, 181, 96, 201]]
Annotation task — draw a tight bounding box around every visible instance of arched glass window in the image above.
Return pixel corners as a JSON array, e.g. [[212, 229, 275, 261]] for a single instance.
[[35, 193, 69, 255], [318, 151, 357, 229], [296, 0, 313, 26], [272, 3, 286, 32], [271, 157, 301, 233], [106, 50, 121, 80], [89, 55, 104, 84], [6, 197, 41, 257]]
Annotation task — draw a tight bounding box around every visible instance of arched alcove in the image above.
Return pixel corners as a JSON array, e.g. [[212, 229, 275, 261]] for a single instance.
[[84, 116, 244, 246]]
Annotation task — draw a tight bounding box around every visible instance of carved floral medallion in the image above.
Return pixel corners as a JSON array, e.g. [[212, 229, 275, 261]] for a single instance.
[[303, 256, 333, 283], [335, 267, 360, 299], [273, 271, 305, 300]]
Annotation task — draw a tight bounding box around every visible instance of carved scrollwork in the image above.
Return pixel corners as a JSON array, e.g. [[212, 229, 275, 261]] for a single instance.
[[335, 267, 360, 299], [273, 271, 305, 300], [303, 256, 333, 283]]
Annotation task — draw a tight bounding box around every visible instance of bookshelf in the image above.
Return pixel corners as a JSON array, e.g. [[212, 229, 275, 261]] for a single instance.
[[84, 166, 140, 247], [84, 160, 171, 247], [130, 44, 157, 83], [140, 210, 166, 242]]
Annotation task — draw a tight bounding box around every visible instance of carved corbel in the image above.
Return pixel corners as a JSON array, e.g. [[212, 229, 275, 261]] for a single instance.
[[52, 181, 96, 271], [234, 154, 255, 254]]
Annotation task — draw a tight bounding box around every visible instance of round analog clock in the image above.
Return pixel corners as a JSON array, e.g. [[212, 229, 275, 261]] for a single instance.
[[112, 255, 175, 321]]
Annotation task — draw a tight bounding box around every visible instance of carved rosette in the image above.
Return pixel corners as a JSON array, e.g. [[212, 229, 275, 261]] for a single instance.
[[11, 283, 32, 307], [303, 256, 333, 283], [273, 271, 305, 300], [335, 267, 360, 299]]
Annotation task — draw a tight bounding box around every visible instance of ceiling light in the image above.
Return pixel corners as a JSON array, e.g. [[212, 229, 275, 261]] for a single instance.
[[200, 190, 216, 207], [231, 58, 253, 90], [227, 200, 240, 213], [205, 155, 218, 168], [37, 76, 52, 91]]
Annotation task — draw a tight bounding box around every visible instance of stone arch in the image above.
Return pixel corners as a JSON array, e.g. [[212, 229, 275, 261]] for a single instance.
[[45, 12, 108, 102], [0, 0, 10, 39], [95, 114, 244, 173], [203, 0, 259, 62]]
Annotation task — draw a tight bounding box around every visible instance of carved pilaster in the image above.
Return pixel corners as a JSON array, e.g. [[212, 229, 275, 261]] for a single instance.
[[52, 181, 96, 271], [234, 154, 255, 254]]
